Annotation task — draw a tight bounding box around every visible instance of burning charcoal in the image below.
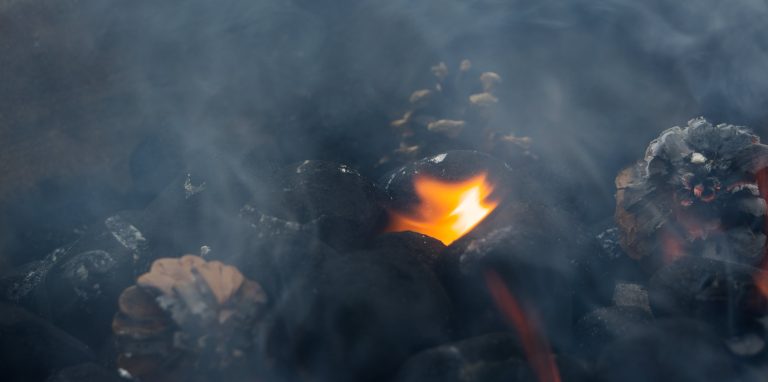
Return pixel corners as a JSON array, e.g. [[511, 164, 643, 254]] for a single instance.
[[248, 160, 382, 250], [575, 306, 653, 358], [648, 255, 768, 335], [0, 302, 95, 382], [596, 319, 751, 382], [46, 363, 123, 382], [259, 246, 451, 382], [112, 255, 268, 382], [379, 150, 512, 221], [615, 117, 768, 272]]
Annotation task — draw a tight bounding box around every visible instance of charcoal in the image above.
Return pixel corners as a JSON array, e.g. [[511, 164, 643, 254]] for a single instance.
[[396, 333, 590, 382], [615, 117, 768, 272], [46, 363, 122, 382], [218, 231, 335, 301], [612, 283, 651, 312], [0, 212, 145, 348], [437, 201, 580, 343], [648, 256, 768, 335], [250, 160, 383, 250], [369, 231, 446, 269], [571, 226, 646, 320], [575, 306, 653, 358], [595, 319, 751, 382], [259, 245, 452, 382], [134, 149, 274, 261], [394, 332, 524, 382], [378, 150, 513, 213], [0, 303, 95, 382]]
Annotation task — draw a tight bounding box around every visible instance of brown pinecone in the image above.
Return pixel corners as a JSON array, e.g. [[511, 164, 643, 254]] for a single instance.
[[112, 255, 267, 382]]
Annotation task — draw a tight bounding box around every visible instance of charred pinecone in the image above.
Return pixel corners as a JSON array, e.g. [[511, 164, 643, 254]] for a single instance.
[[382, 60, 532, 166], [616, 117, 768, 271], [112, 255, 267, 381]]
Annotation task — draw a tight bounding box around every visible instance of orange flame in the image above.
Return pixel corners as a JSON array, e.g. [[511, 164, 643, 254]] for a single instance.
[[485, 269, 562, 382], [386, 172, 499, 245]]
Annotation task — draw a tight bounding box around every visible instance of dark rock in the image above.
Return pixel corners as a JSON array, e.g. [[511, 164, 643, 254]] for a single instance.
[[260, 245, 452, 382], [596, 319, 751, 382], [0, 303, 95, 382], [46, 363, 122, 382], [648, 256, 768, 335]]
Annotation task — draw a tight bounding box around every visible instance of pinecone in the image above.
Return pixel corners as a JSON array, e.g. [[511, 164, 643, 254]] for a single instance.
[[616, 117, 768, 271], [112, 255, 267, 381]]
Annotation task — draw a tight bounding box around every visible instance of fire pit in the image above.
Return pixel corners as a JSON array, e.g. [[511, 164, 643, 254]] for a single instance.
[[3, 2, 768, 382]]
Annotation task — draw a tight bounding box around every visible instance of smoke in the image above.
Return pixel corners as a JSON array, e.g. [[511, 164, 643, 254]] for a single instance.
[[1, 0, 768, 380]]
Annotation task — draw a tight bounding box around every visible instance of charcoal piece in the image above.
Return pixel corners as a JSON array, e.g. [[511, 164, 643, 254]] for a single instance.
[[0, 211, 146, 348], [648, 256, 768, 335], [437, 201, 580, 343], [0, 303, 95, 382], [379, 150, 513, 213], [395, 332, 524, 382], [46, 363, 122, 382], [369, 231, 446, 269], [396, 333, 590, 382], [45, 249, 134, 346], [595, 319, 750, 382], [136, 151, 270, 260], [260, 246, 452, 382], [612, 283, 651, 312], [571, 226, 646, 320], [251, 160, 383, 250], [574, 306, 653, 358], [219, 231, 335, 301], [615, 117, 768, 272]]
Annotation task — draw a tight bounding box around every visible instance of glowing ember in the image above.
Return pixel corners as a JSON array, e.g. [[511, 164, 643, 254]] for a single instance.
[[386, 172, 499, 245], [485, 269, 561, 382]]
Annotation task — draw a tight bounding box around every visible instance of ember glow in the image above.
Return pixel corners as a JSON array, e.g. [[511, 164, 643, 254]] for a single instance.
[[386, 172, 499, 245], [485, 269, 561, 382]]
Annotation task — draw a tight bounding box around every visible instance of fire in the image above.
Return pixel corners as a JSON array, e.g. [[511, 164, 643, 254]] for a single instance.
[[386, 172, 499, 245], [485, 269, 561, 382]]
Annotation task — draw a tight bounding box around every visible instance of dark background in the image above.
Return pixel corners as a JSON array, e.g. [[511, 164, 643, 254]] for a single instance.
[[1, 0, 767, 268]]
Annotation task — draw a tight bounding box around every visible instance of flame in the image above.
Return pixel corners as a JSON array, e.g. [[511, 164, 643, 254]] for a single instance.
[[386, 172, 499, 245], [485, 269, 561, 382]]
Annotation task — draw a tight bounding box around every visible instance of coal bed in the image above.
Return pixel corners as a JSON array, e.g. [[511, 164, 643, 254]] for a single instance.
[[2, 1, 768, 382]]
